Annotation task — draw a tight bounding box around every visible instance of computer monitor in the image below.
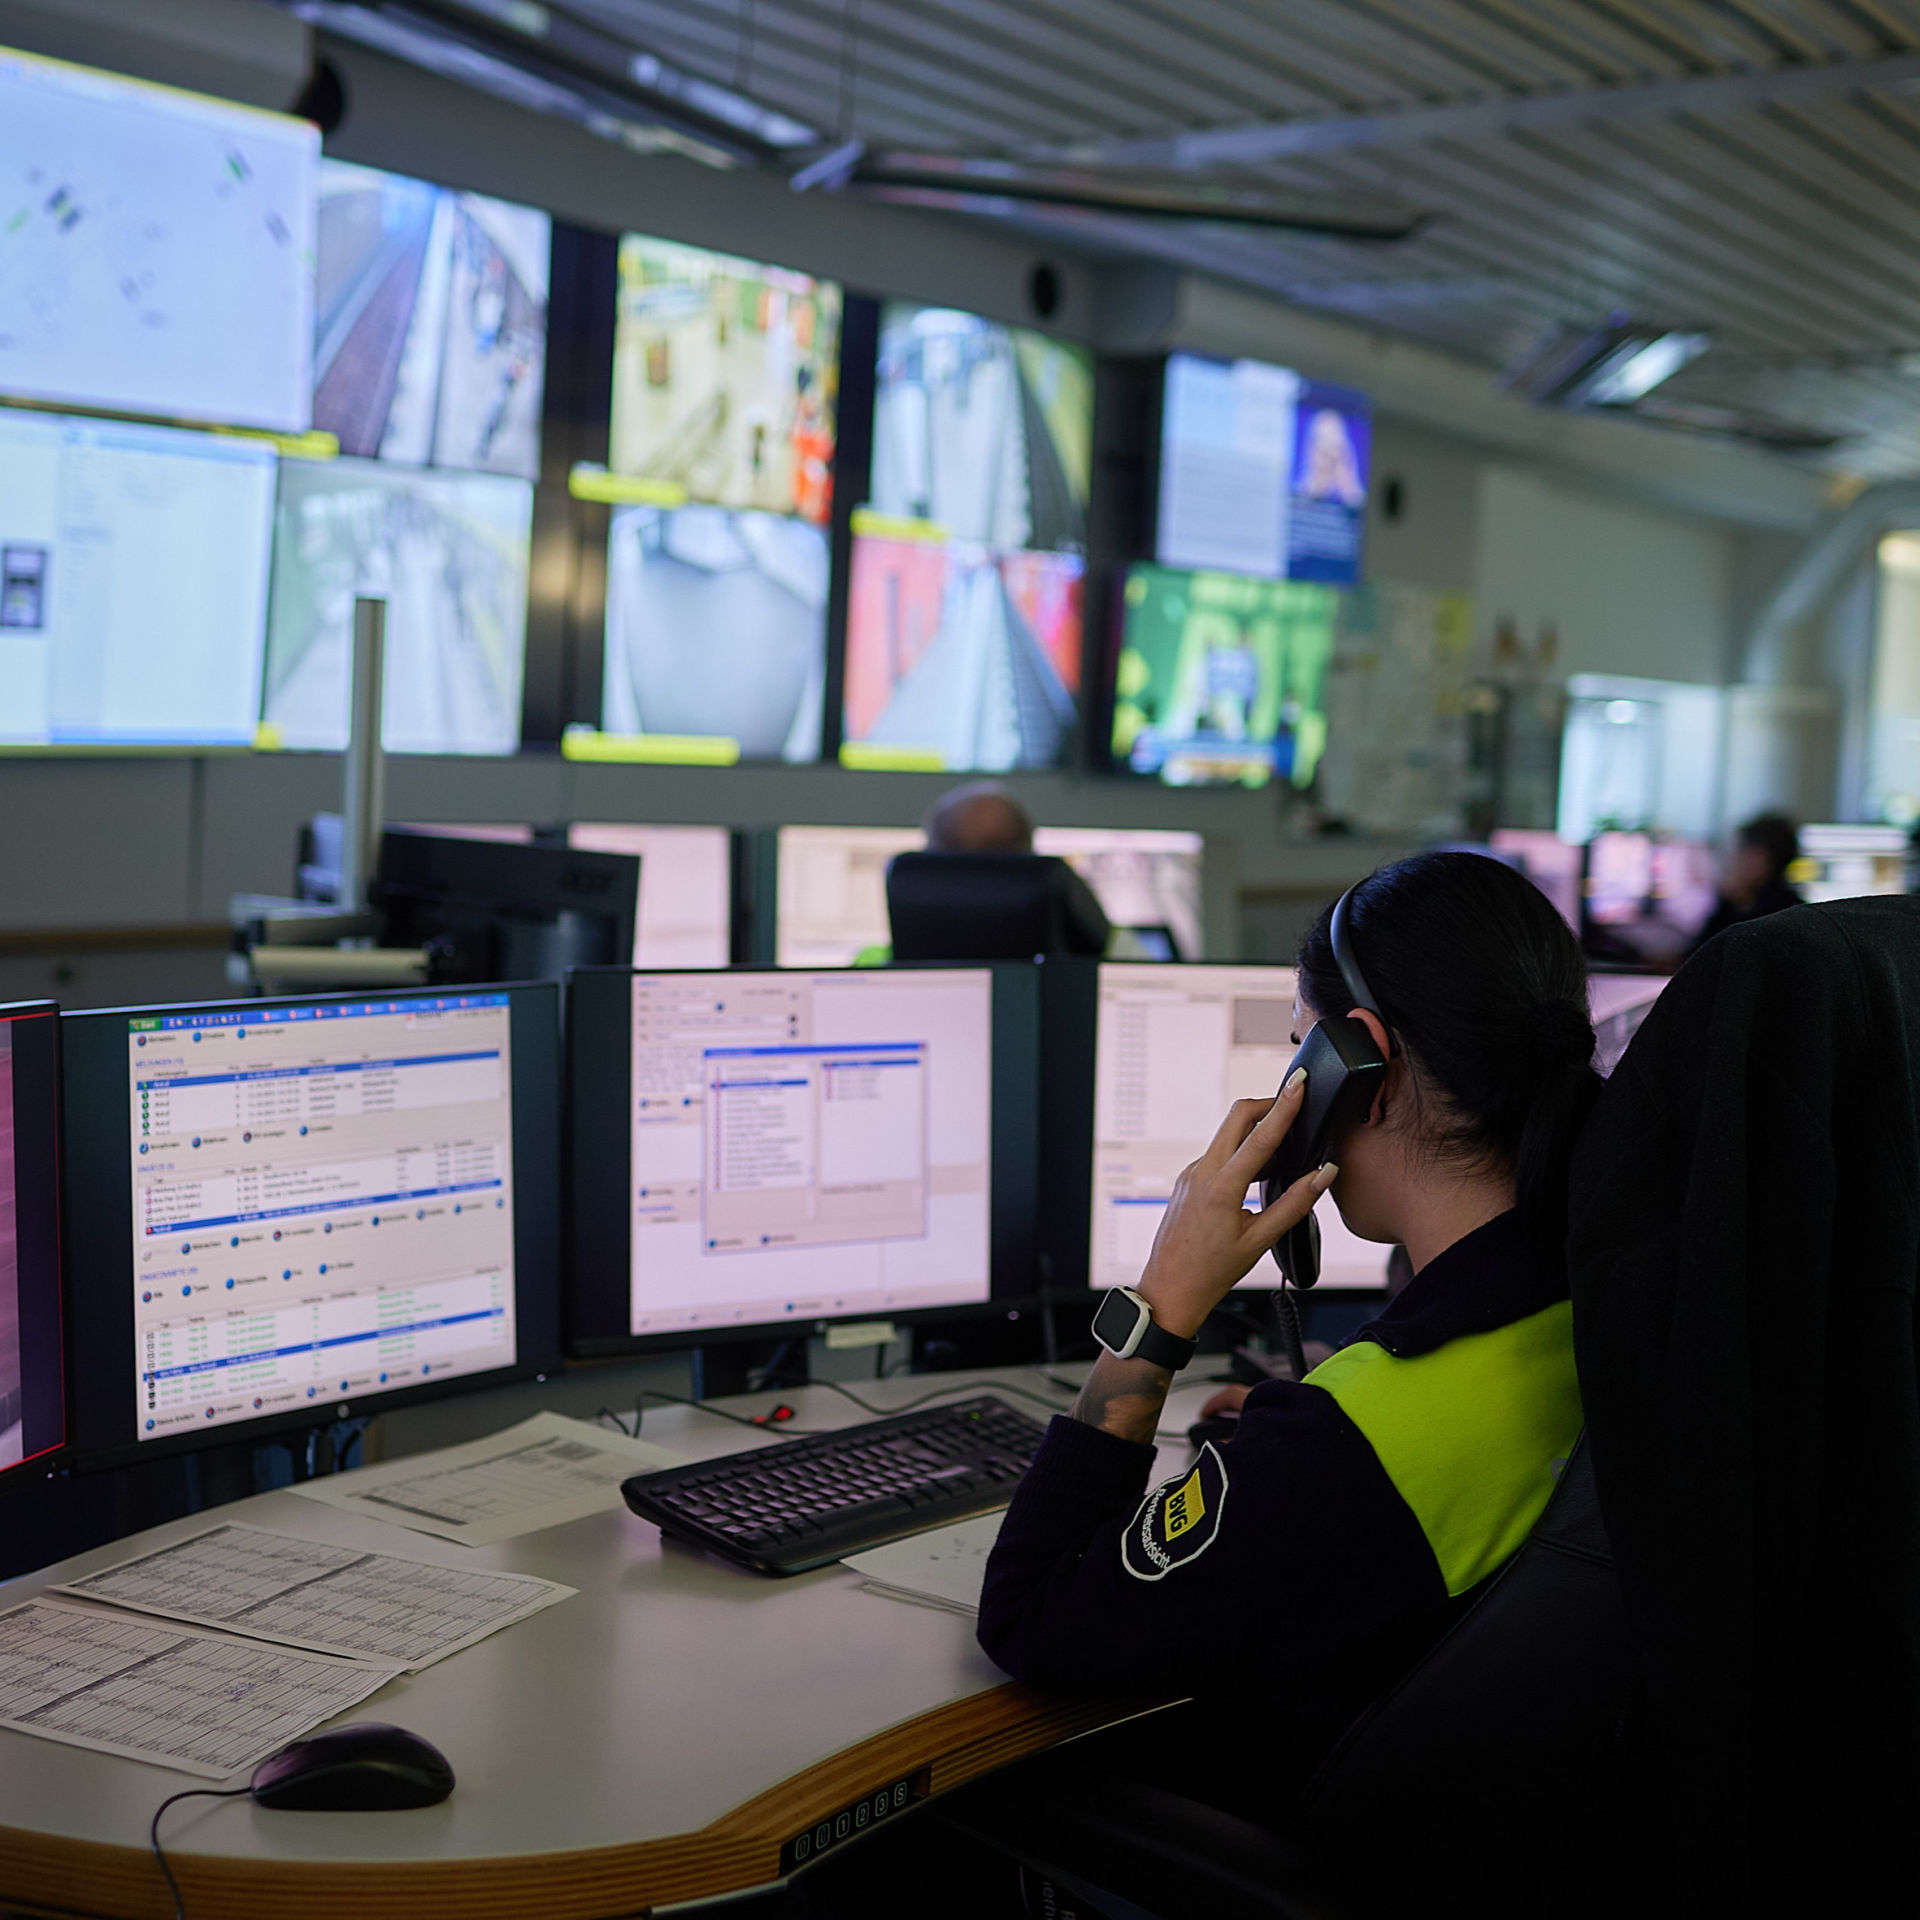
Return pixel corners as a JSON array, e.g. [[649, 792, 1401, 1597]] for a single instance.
[[260, 457, 533, 756], [599, 503, 827, 762], [869, 304, 1093, 553], [62, 984, 561, 1467], [1489, 829, 1583, 932], [1583, 830, 1655, 928], [375, 830, 639, 985], [1034, 828, 1203, 965], [312, 160, 549, 480], [769, 824, 1205, 967], [1156, 352, 1371, 586], [1589, 974, 1667, 1077], [1111, 562, 1338, 789], [1041, 962, 1390, 1294], [0, 407, 275, 747], [0, 1004, 65, 1489], [609, 234, 841, 525], [1797, 825, 1910, 903], [0, 45, 316, 432], [840, 524, 1085, 772], [565, 965, 1038, 1354], [1648, 837, 1719, 938], [564, 825, 734, 969]]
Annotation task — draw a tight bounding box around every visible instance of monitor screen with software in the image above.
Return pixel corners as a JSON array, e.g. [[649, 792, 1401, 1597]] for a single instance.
[[771, 824, 1204, 967], [0, 45, 316, 432], [0, 407, 274, 747], [62, 985, 561, 1467], [1, 1004, 65, 1488], [565, 965, 1038, 1353], [1086, 964, 1388, 1292]]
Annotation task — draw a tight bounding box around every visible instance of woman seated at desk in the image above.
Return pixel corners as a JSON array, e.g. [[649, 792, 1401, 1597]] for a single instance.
[[978, 851, 1599, 1804]]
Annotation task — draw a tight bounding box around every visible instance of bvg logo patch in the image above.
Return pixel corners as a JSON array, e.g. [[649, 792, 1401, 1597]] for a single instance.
[[1123, 1442, 1229, 1581]]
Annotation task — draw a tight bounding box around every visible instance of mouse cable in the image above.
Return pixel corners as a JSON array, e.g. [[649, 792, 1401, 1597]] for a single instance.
[[150, 1785, 250, 1920], [797, 1375, 1078, 1420]]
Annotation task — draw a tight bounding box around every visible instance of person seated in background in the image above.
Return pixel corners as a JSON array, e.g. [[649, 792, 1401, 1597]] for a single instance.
[[1690, 811, 1803, 953], [858, 782, 1110, 963], [976, 851, 1599, 1812]]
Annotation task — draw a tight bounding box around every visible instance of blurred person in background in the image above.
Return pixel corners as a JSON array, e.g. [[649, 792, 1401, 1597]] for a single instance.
[[1691, 812, 1803, 953]]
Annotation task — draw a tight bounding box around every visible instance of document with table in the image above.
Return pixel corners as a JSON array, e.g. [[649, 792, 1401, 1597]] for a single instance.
[[54, 1524, 574, 1669], [288, 1412, 686, 1547], [0, 1600, 402, 1778]]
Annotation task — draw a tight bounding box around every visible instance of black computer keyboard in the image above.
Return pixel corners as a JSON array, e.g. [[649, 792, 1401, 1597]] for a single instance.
[[620, 1394, 1053, 1576]]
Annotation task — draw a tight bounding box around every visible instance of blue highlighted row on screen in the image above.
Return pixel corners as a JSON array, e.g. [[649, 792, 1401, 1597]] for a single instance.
[[148, 1176, 504, 1236], [134, 994, 509, 1033], [136, 1049, 499, 1092], [700, 1042, 926, 1058], [143, 1306, 506, 1382]]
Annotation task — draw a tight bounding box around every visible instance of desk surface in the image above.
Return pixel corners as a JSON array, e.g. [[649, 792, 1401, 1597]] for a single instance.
[[0, 1365, 1216, 1920]]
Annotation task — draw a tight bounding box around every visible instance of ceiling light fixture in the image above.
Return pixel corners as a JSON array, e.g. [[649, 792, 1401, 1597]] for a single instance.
[[1501, 313, 1711, 410]]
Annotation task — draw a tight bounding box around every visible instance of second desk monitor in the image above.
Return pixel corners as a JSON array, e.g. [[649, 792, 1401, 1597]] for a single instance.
[[61, 984, 562, 1467], [566, 965, 1038, 1354], [1055, 961, 1390, 1293], [772, 825, 1205, 966]]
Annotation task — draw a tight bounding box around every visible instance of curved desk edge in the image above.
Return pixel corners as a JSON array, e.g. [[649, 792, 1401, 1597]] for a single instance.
[[0, 1684, 1170, 1919]]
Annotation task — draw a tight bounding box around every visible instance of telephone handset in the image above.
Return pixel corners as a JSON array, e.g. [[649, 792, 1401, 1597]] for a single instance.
[[1260, 888, 1388, 1289]]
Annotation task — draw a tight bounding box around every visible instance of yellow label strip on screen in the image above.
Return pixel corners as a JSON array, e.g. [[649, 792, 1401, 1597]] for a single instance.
[[567, 465, 690, 508], [562, 730, 741, 767]]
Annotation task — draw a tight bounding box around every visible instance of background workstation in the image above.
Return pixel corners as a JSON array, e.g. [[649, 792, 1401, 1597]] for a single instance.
[[4, 0, 1920, 1911]]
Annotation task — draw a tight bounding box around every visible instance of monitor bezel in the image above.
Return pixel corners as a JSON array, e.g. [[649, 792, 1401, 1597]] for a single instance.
[[563, 961, 1039, 1358], [63, 982, 564, 1473], [0, 1002, 68, 1496]]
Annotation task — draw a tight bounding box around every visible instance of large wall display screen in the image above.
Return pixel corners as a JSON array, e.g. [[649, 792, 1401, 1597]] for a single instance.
[[125, 995, 518, 1444], [312, 161, 550, 480], [0, 45, 316, 432], [609, 235, 840, 525], [1157, 353, 1370, 587], [1111, 562, 1336, 788], [841, 528, 1083, 772], [0, 407, 274, 746], [262, 456, 533, 756], [601, 502, 826, 762], [869, 304, 1093, 554]]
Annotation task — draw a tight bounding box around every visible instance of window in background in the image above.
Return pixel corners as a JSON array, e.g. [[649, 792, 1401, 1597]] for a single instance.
[[0, 407, 274, 746], [1869, 533, 1920, 828], [599, 503, 827, 762], [311, 161, 550, 481], [1111, 563, 1337, 788], [608, 235, 840, 525], [260, 456, 532, 755], [842, 305, 1094, 773], [0, 45, 315, 432], [1156, 353, 1371, 587], [1556, 674, 1723, 845]]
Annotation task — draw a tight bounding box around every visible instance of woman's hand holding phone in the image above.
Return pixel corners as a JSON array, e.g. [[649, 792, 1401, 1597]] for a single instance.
[[1135, 1069, 1338, 1341]]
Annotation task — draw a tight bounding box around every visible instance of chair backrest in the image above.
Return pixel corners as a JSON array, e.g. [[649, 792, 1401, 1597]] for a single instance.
[[886, 852, 1101, 961], [1284, 1436, 1647, 1917]]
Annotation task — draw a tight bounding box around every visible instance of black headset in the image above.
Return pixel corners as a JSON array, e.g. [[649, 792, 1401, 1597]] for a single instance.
[[1260, 884, 1390, 1288]]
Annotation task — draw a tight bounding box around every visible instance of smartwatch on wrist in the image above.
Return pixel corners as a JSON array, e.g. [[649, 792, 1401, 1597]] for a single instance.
[[1091, 1287, 1199, 1372]]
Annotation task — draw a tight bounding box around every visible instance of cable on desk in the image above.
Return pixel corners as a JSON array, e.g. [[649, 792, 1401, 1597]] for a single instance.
[[151, 1785, 250, 1920], [799, 1375, 1078, 1420], [624, 1390, 831, 1438]]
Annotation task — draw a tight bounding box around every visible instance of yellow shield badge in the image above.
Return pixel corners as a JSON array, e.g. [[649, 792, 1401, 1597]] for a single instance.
[[1123, 1442, 1230, 1582]]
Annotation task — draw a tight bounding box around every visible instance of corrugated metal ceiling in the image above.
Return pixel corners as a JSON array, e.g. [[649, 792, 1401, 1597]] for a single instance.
[[552, 0, 1920, 475]]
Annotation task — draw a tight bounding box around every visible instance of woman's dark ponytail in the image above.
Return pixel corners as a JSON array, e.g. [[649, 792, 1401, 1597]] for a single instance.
[[1298, 852, 1603, 1254]]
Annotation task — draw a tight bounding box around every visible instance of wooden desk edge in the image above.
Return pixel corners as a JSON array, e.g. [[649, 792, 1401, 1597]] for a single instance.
[[0, 1683, 1171, 1920]]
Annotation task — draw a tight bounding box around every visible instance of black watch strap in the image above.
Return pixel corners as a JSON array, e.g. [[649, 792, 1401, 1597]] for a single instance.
[[1135, 1312, 1198, 1373]]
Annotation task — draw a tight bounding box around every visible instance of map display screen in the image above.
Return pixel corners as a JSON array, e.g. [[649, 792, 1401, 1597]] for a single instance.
[[0, 45, 316, 432]]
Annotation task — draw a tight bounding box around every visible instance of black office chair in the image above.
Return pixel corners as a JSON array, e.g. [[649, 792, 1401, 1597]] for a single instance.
[[886, 852, 1109, 962]]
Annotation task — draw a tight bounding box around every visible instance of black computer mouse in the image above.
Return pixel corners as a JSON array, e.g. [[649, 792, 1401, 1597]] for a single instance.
[[1186, 1408, 1241, 1450], [250, 1722, 455, 1812]]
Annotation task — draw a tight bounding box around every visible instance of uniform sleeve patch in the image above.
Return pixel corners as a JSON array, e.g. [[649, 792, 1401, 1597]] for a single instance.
[[1122, 1442, 1230, 1582]]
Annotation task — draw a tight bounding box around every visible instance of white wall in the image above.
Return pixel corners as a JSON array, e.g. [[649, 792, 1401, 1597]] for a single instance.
[[1472, 466, 1735, 684]]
